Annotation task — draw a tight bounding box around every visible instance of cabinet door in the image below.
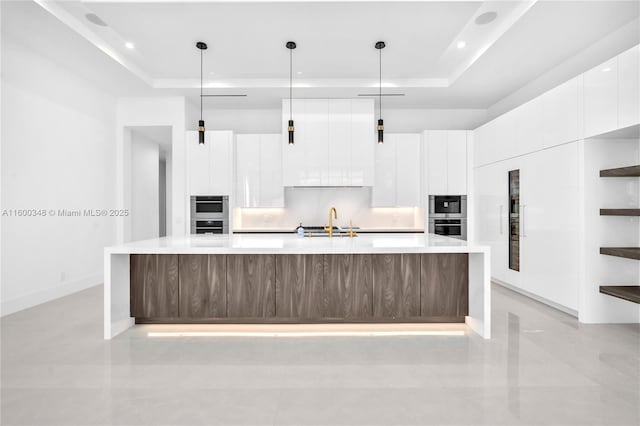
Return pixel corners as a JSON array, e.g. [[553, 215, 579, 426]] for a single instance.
[[178, 254, 226, 318], [420, 254, 468, 318], [130, 254, 179, 318], [235, 134, 260, 207], [447, 131, 467, 195], [372, 135, 396, 206], [302, 99, 329, 186], [519, 144, 580, 311], [584, 57, 618, 138], [542, 77, 580, 148], [426, 131, 448, 195], [209, 131, 233, 195], [323, 254, 373, 318], [474, 164, 508, 283], [328, 99, 351, 186], [618, 45, 640, 129], [395, 134, 422, 206], [281, 99, 305, 186], [372, 254, 420, 318], [351, 99, 375, 186], [227, 255, 275, 317], [275, 255, 323, 318], [259, 134, 284, 207], [515, 96, 544, 156], [473, 121, 497, 167], [187, 131, 211, 196]]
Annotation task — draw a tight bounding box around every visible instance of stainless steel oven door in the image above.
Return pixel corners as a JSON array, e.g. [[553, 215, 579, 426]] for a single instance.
[[429, 218, 467, 240]]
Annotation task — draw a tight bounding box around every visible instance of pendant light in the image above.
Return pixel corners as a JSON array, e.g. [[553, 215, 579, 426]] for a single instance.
[[375, 41, 386, 144], [286, 41, 297, 144], [196, 41, 208, 144]]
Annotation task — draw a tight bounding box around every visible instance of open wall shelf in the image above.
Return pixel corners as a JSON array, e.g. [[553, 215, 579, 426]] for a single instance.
[[600, 247, 640, 260], [600, 209, 640, 216], [600, 165, 640, 177], [599, 286, 640, 304]]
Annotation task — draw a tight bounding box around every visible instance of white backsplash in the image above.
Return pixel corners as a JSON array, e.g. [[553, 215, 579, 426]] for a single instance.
[[233, 187, 424, 231]]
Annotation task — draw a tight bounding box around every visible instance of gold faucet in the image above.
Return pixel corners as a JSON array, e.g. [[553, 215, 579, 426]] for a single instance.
[[324, 207, 338, 237]]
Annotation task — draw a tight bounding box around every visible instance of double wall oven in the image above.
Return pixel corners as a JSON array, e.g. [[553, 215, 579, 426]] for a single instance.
[[190, 196, 229, 234], [428, 195, 467, 240]]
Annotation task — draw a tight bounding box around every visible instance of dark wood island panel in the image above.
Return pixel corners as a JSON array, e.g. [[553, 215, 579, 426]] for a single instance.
[[227, 254, 276, 317], [372, 254, 421, 318], [323, 254, 373, 318], [178, 254, 226, 318], [131, 253, 469, 323], [421, 253, 469, 318], [275, 254, 324, 318], [130, 254, 179, 318]]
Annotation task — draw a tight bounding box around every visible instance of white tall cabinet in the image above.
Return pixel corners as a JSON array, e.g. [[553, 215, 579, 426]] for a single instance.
[[235, 134, 283, 207], [187, 130, 233, 196], [282, 98, 374, 187], [372, 133, 422, 207]]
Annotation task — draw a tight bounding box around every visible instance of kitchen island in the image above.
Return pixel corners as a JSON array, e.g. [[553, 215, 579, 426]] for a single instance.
[[104, 233, 490, 338]]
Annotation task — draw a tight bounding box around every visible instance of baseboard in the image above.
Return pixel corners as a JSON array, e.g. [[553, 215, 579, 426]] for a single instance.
[[1, 273, 102, 317], [492, 278, 579, 318]]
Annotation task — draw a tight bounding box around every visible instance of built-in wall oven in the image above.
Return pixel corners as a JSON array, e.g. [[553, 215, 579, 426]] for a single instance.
[[428, 195, 467, 240], [190, 196, 229, 234]]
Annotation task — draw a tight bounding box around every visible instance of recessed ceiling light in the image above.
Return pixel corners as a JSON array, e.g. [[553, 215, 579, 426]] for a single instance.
[[125, 42, 135, 49], [85, 13, 107, 27], [456, 41, 466, 49], [475, 11, 498, 25], [297, 71, 303, 75], [602, 67, 612, 72], [209, 71, 215, 76]]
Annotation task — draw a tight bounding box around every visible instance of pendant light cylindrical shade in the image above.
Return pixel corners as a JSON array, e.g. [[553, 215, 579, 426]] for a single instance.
[[196, 41, 208, 144], [375, 41, 385, 144], [286, 41, 297, 145]]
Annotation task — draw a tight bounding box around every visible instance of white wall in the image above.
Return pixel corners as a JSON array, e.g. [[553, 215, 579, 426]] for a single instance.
[[199, 107, 486, 134], [1, 34, 118, 315], [130, 134, 160, 242]]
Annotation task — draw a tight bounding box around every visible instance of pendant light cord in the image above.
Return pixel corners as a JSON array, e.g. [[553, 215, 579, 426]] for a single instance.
[[289, 47, 293, 120], [379, 46, 382, 120], [200, 47, 203, 121]]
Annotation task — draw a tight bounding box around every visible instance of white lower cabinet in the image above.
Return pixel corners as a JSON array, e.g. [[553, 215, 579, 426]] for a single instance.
[[187, 131, 233, 196], [372, 133, 422, 207], [235, 134, 283, 207], [475, 144, 580, 311]]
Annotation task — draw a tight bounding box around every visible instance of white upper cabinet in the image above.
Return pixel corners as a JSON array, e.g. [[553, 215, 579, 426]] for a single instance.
[[425, 130, 468, 195], [282, 98, 374, 187], [258, 134, 284, 207], [350, 100, 375, 186], [187, 130, 233, 196], [447, 131, 468, 195], [372, 133, 422, 207], [425, 131, 447, 194], [542, 77, 580, 148], [395, 134, 422, 206], [328, 99, 351, 186], [235, 134, 283, 207], [618, 45, 640, 129], [584, 57, 618, 138], [235, 134, 260, 206], [473, 120, 497, 167]]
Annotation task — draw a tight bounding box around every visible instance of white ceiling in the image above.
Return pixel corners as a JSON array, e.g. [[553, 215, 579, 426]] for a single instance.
[[10, 0, 640, 109]]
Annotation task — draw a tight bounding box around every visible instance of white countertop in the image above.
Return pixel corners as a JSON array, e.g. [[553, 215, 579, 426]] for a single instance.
[[105, 233, 488, 255]]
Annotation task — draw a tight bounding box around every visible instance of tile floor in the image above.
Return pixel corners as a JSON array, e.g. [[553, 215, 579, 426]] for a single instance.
[[1, 284, 639, 425]]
